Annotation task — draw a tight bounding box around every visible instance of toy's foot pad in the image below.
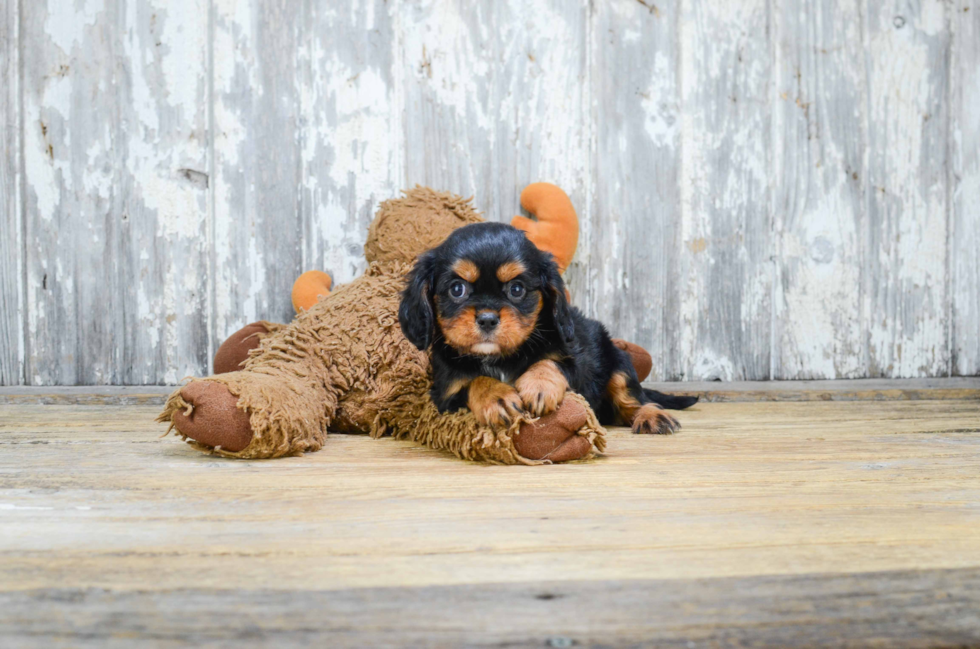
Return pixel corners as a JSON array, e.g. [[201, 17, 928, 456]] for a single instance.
[[515, 398, 594, 462], [173, 382, 253, 452]]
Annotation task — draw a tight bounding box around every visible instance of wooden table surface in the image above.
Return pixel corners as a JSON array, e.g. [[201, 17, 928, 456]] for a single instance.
[[1, 386, 979, 647]]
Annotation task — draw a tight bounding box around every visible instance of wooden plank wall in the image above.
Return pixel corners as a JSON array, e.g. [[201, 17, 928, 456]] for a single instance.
[[0, 0, 22, 385], [0, 0, 976, 385]]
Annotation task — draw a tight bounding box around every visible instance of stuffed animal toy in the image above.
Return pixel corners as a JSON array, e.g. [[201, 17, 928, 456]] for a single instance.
[[158, 185, 649, 464], [283, 183, 653, 382]]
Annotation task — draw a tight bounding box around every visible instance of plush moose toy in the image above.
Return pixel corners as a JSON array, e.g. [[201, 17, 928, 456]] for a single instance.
[[159, 184, 653, 464]]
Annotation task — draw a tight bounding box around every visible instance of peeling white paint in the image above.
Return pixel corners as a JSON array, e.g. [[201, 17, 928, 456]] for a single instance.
[[641, 52, 677, 147], [6, 0, 973, 386], [44, 0, 104, 55]]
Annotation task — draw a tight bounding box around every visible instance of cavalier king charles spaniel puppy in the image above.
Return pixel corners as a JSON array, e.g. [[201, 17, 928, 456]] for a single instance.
[[399, 222, 697, 433]]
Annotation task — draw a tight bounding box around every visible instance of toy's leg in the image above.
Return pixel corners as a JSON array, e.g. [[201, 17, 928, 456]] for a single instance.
[[213, 321, 283, 374], [611, 339, 652, 382], [160, 368, 336, 458]]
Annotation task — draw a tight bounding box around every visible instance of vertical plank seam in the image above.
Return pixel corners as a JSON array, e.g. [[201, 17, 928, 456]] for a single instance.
[[300, 0, 310, 276], [661, 0, 675, 378], [392, 0, 405, 191], [664, 0, 691, 381], [767, 0, 777, 380], [943, 0, 954, 378], [585, 0, 594, 317], [17, 0, 27, 385], [206, 0, 216, 374], [859, 0, 872, 376]]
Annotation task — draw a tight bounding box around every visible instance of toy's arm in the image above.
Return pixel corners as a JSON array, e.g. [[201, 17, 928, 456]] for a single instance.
[[511, 182, 579, 273], [291, 270, 332, 313]]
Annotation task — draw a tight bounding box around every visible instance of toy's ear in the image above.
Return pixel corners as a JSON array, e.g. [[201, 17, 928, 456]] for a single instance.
[[540, 256, 575, 344], [399, 252, 438, 350], [512, 183, 579, 274]]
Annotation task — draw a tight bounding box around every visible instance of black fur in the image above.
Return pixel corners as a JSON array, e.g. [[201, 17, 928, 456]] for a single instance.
[[398, 222, 698, 424]]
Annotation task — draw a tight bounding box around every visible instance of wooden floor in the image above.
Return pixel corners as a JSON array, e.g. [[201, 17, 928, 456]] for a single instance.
[[2, 382, 979, 647]]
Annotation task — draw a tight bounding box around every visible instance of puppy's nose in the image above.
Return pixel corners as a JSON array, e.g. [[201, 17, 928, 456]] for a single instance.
[[476, 311, 499, 332]]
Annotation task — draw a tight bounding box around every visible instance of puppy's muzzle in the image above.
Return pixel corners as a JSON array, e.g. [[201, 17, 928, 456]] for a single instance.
[[476, 310, 499, 333]]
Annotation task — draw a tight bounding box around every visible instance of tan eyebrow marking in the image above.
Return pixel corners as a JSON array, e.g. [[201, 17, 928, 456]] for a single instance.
[[452, 259, 480, 283], [496, 260, 526, 283]]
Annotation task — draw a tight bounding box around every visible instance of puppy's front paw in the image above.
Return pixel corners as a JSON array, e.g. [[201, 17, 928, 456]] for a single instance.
[[631, 403, 680, 435], [469, 377, 524, 428], [515, 360, 568, 417]]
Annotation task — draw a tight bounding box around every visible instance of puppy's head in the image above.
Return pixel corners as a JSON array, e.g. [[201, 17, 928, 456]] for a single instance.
[[399, 223, 574, 355]]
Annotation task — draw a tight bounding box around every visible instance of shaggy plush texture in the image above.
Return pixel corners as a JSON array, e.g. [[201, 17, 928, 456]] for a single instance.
[[158, 187, 606, 464]]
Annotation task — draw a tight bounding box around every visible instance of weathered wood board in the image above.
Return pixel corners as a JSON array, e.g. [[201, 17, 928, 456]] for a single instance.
[[0, 0, 22, 385], [951, 0, 980, 377], [771, 0, 867, 380], [20, 0, 211, 385], [864, 0, 950, 378], [589, 0, 679, 381], [2, 0, 977, 385], [1, 398, 980, 644], [210, 0, 305, 345], [4, 569, 980, 647]]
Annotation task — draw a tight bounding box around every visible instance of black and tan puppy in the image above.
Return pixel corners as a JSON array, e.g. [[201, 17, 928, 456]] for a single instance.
[[399, 222, 697, 433]]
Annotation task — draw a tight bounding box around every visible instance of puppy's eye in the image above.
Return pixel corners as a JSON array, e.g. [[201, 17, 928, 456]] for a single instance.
[[449, 280, 467, 299], [508, 282, 525, 300]]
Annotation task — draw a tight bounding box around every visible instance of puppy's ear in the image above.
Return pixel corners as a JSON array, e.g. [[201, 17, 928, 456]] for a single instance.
[[399, 251, 438, 350], [540, 255, 575, 343]]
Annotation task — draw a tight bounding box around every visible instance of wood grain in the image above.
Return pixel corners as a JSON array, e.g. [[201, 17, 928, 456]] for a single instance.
[[211, 0, 304, 348], [864, 0, 950, 378], [588, 0, 679, 381], [1, 398, 979, 643], [771, 0, 866, 380], [0, 0, 22, 386], [2, 0, 976, 385], [21, 0, 211, 385], [4, 569, 980, 647], [677, 0, 772, 381], [399, 0, 496, 210], [301, 0, 398, 286], [951, 0, 980, 377], [1, 400, 978, 590]]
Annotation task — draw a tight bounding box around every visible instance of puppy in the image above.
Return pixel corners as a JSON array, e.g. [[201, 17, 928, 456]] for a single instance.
[[398, 222, 697, 433]]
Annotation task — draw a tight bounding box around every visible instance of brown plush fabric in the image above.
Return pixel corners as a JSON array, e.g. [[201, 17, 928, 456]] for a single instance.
[[364, 186, 484, 263], [612, 338, 653, 382], [159, 187, 606, 464], [212, 321, 279, 374]]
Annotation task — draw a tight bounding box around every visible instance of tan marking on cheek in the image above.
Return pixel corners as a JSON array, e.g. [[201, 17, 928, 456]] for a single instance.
[[452, 259, 480, 283], [496, 298, 541, 354], [438, 307, 483, 349], [496, 260, 526, 283], [606, 371, 641, 424]]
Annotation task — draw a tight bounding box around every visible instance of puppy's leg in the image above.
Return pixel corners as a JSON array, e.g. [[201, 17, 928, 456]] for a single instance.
[[605, 367, 680, 435], [515, 359, 568, 417], [468, 377, 524, 428]]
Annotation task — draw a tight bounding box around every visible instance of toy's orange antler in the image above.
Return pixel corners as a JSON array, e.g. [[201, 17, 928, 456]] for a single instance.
[[511, 183, 579, 274]]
